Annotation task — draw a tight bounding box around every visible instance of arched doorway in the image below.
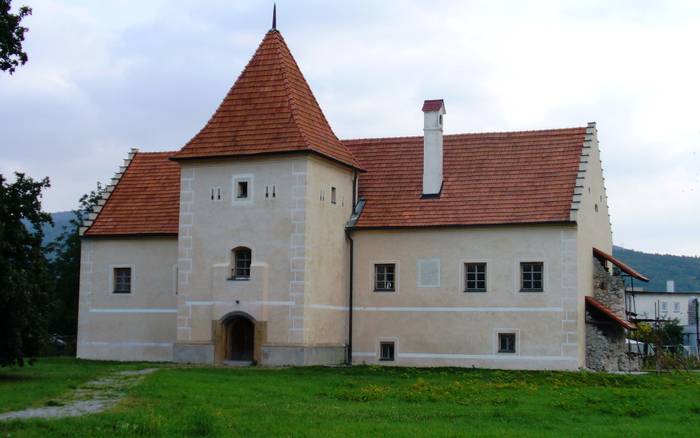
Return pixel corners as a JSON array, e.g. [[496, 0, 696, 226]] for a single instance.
[[225, 314, 254, 362]]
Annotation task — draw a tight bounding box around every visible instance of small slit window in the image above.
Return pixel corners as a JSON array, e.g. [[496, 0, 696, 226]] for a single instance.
[[113, 267, 131, 294], [374, 264, 395, 292], [498, 333, 516, 353], [331, 187, 337, 204], [232, 248, 252, 280], [520, 262, 543, 292], [379, 341, 395, 361]]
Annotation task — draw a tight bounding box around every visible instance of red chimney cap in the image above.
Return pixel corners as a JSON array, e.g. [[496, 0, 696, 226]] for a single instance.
[[422, 99, 445, 112]]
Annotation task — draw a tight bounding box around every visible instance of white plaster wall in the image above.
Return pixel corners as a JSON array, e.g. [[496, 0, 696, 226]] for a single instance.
[[574, 124, 614, 364], [303, 156, 354, 345], [176, 154, 353, 349], [350, 225, 580, 370], [77, 237, 178, 361]]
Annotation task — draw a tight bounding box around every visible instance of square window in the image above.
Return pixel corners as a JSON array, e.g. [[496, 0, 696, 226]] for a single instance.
[[379, 341, 395, 361], [520, 262, 543, 292], [113, 267, 131, 294], [374, 264, 395, 292], [331, 187, 337, 204], [465, 263, 487, 292], [498, 333, 516, 353], [237, 181, 248, 199]]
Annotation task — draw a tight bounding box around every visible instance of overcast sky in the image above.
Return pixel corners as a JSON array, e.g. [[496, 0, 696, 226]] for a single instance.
[[1, 0, 699, 256]]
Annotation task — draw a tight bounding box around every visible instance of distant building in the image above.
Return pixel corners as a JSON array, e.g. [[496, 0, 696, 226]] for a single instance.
[[627, 288, 700, 354]]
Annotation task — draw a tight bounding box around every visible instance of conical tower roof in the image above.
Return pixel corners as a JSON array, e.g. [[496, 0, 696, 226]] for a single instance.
[[173, 30, 362, 169]]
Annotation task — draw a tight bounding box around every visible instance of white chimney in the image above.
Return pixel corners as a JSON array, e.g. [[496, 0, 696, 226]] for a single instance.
[[422, 99, 445, 197], [667, 280, 675, 293]]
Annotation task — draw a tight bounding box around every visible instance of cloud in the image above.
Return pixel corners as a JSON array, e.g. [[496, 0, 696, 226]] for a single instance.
[[1, 0, 698, 255]]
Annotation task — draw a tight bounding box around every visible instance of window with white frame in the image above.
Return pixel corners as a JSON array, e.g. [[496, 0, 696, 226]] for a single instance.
[[417, 258, 440, 287], [498, 333, 516, 353], [661, 301, 668, 313], [465, 263, 486, 292], [113, 267, 132, 294], [374, 264, 395, 292], [231, 247, 252, 280], [520, 262, 543, 292], [232, 175, 253, 204], [379, 341, 395, 361]]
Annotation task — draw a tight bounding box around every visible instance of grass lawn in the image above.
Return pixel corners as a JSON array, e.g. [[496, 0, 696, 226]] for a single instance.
[[1, 358, 700, 437]]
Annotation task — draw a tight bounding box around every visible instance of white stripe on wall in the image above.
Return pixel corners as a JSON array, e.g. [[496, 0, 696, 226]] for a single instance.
[[89, 308, 177, 314], [354, 306, 563, 313], [80, 341, 173, 348], [353, 352, 576, 361]]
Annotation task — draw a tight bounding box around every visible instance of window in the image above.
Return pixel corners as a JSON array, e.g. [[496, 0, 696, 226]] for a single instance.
[[661, 301, 668, 313], [673, 302, 681, 313], [113, 267, 131, 294], [210, 187, 222, 201], [417, 258, 440, 287], [374, 264, 395, 292], [232, 248, 252, 280], [331, 186, 337, 204], [498, 333, 516, 353], [520, 262, 543, 292], [465, 263, 487, 292], [237, 181, 248, 199], [379, 341, 395, 361]]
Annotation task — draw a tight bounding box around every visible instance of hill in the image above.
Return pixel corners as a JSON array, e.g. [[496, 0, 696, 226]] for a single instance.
[[613, 246, 700, 292]]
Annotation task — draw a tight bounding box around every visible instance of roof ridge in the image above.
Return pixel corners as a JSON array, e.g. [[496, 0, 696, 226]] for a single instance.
[[274, 33, 312, 152], [341, 126, 588, 143]]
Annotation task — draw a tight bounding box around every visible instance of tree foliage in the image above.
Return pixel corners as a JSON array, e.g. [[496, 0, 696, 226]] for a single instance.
[[0, 172, 51, 366], [0, 0, 32, 74], [46, 183, 103, 338]]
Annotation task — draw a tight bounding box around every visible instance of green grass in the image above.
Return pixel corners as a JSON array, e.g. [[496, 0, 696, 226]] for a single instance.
[[2, 359, 700, 437], [0, 357, 153, 414]]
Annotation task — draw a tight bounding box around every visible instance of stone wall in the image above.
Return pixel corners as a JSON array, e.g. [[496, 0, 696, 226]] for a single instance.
[[592, 259, 625, 318], [586, 259, 641, 371]]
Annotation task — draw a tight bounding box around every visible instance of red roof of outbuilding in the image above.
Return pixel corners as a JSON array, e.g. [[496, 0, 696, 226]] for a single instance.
[[84, 151, 180, 236], [593, 247, 649, 282], [586, 296, 637, 330], [343, 127, 587, 228], [171, 30, 362, 170]]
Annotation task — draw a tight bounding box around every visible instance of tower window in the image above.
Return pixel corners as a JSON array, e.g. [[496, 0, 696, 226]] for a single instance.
[[237, 181, 248, 199], [231, 247, 252, 280]]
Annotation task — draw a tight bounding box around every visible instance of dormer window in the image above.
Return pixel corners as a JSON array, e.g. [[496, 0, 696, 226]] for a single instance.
[[231, 247, 252, 280]]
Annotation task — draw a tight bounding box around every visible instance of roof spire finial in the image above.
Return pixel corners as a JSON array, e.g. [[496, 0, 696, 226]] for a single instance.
[[272, 3, 277, 31]]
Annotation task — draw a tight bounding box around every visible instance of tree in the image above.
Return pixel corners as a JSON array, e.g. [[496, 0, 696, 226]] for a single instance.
[[0, 0, 32, 74], [0, 172, 51, 366], [47, 183, 103, 339]]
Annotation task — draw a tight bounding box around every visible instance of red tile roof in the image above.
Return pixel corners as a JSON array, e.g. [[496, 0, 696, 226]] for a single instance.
[[343, 127, 587, 228], [171, 30, 362, 170], [593, 247, 649, 282], [84, 151, 180, 236], [586, 296, 637, 330], [422, 99, 445, 112]]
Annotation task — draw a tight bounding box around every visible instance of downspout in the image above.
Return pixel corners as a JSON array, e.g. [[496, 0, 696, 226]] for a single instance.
[[347, 170, 358, 365]]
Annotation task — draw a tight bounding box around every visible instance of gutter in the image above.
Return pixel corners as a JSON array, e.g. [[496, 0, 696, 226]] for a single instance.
[[346, 170, 358, 365]]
